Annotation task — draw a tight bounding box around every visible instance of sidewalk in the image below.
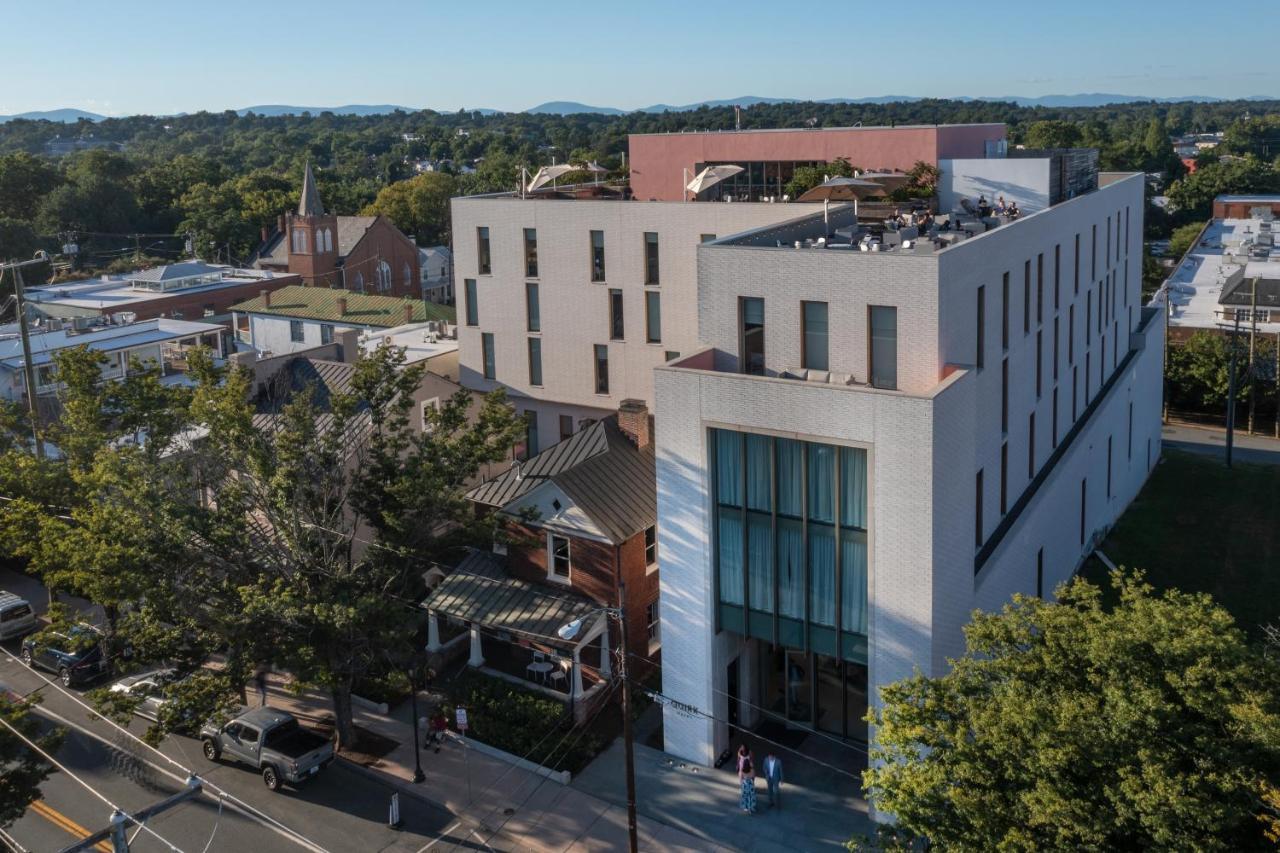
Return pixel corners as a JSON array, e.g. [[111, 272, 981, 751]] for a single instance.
[[1162, 421, 1280, 465], [260, 677, 734, 851]]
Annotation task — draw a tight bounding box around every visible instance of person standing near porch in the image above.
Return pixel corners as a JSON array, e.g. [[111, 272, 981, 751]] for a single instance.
[[762, 753, 783, 809], [738, 757, 758, 814]]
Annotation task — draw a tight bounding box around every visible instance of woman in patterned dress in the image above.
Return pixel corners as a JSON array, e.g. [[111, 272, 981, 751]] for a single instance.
[[739, 757, 758, 814]]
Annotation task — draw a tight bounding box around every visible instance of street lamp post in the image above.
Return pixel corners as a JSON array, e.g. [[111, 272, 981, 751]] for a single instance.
[[558, 585, 638, 853], [409, 666, 425, 784]]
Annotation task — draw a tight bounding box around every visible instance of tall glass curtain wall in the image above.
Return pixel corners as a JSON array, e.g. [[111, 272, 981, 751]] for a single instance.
[[712, 429, 868, 664]]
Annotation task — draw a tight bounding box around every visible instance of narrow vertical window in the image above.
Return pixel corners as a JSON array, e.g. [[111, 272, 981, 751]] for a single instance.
[[1054, 244, 1061, 310], [1128, 402, 1134, 460], [1036, 548, 1044, 598], [1023, 260, 1031, 334], [523, 227, 538, 278], [1001, 358, 1009, 433], [1052, 388, 1059, 448], [1074, 233, 1080, 294], [464, 279, 478, 326], [1036, 253, 1044, 325], [975, 286, 985, 370], [1068, 304, 1075, 364], [477, 226, 491, 275], [590, 230, 606, 281], [1087, 292, 1093, 345], [1085, 352, 1091, 403], [1028, 412, 1036, 479], [549, 534, 570, 579], [524, 410, 538, 458], [1091, 224, 1097, 280], [1073, 365, 1079, 420], [527, 337, 542, 386], [559, 414, 573, 441], [740, 297, 765, 376], [481, 332, 495, 380], [1053, 317, 1060, 380], [802, 301, 829, 371], [1036, 330, 1043, 398], [974, 469, 984, 549], [594, 344, 609, 394], [869, 306, 897, 390], [646, 291, 662, 343], [1001, 271, 1009, 350], [644, 231, 660, 285], [525, 281, 540, 332], [1000, 442, 1008, 514], [609, 289, 624, 340], [1105, 215, 1111, 266]]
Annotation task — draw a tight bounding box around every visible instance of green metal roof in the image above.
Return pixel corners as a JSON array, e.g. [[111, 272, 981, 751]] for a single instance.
[[231, 285, 455, 328]]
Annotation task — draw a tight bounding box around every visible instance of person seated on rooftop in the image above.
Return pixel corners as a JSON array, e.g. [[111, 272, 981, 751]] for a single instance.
[[1007, 201, 1021, 219], [977, 194, 991, 217], [995, 195, 1007, 215]]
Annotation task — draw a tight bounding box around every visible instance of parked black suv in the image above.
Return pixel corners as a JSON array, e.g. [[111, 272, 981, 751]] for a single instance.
[[21, 623, 109, 686]]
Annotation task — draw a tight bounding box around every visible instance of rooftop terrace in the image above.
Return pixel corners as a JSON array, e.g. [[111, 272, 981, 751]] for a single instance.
[[1165, 216, 1280, 334]]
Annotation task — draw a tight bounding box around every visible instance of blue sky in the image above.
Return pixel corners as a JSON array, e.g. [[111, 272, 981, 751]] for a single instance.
[[1, 0, 1274, 115]]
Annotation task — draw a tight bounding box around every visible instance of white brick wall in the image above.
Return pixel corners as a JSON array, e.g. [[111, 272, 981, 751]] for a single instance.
[[655, 173, 1165, 768], [450, 196, 803, 452]]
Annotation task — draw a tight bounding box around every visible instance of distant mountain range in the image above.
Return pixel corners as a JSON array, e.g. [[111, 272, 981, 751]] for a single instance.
[[2, 94, 1276, 123]]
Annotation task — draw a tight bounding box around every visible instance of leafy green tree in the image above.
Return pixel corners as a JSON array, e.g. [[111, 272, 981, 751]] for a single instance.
[[190, 344, 523, 747], [362, 171, 457, 244], [1023, 119, 1084, 150], [1166, 156, 1280, 220], [0, 217, 41, 263], [0, 152, 60, 220], [866, 570, 1280, 851], [0, 692, 63, 827], [1168, 220, 1206, 260]]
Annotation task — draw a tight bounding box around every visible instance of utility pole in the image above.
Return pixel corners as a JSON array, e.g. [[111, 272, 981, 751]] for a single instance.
[[1246, 277, 1259, 435], [60, 776, 203, 852], [0, 255, 49, 458], [617, 583, 638, 853], [1225, 311, 1241, 469]]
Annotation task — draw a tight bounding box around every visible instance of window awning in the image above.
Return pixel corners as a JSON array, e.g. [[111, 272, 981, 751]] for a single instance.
[[423, 549, 601, 645]]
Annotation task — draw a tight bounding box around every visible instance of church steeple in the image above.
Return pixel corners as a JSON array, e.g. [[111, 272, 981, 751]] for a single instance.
[[298, 161, 324, 216]]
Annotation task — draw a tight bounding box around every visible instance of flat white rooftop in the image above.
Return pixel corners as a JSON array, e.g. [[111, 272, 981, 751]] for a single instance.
[[360, 322, 458, 364], [1167, 218, 1280, 335], [0, 318, 224, 368], [26, 265, 284, 312]]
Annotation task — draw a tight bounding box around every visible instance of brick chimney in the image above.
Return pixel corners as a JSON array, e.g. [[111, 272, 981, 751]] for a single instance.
[[403, 301, 414, 325], [260, 289, 271, 308], [336, 295, 348, 316], [617, 399, 650, 449]]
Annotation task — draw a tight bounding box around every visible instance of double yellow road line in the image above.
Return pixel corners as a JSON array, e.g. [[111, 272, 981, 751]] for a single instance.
[[28, 799, 112, 853]]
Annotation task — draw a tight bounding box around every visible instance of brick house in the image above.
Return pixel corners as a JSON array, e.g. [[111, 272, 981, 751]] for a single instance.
[[423, 400, 659, 722], [254, 164, 421, 297]]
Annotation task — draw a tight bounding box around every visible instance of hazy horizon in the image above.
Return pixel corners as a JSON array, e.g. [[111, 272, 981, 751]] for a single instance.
[[1, 0, 1273, 117]]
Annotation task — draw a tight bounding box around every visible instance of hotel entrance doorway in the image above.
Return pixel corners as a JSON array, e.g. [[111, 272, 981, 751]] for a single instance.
[[758, 644, 867, 743]]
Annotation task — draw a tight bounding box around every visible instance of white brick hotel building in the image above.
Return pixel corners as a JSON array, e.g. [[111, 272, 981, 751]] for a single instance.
[[448, 126, 1165, 776], [655, 170, 1163, 768]]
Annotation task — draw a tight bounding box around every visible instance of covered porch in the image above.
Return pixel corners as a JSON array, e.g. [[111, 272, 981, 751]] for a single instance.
[[423, 550, 611, 719]]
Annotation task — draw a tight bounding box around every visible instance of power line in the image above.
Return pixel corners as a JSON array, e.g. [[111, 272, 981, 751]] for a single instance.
[[0, 648, 329, 853], [0, 715, 188, 853]]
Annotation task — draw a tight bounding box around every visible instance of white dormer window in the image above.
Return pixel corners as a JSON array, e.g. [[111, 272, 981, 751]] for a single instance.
[[547, 533, 571, 583]]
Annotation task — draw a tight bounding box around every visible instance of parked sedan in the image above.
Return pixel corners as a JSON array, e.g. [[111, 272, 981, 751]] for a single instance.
[[109, 668, 179, 721], [21, 624, 109, 686]]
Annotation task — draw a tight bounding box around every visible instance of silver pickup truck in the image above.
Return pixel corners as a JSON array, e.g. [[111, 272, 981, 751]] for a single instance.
[[200, 708, 334, 790]]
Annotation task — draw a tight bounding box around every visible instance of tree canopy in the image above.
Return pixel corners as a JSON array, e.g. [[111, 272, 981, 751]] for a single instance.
[[865, 570, 1280, 851]]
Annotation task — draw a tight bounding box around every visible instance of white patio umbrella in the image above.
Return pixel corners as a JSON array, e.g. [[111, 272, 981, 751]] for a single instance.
[[685, 164, 744, 198], [796, 176, 888, 228], [526, 164, 578, 193]]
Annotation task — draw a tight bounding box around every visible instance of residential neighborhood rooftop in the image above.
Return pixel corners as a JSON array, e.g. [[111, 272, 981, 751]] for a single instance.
[[360, 322, 458, 364], [0, 317, 224, 369], [232, 285, 455, 328], [25, 263, 287, 312], [467, 416, 656, 546], [1166, 216, 1280, 334]]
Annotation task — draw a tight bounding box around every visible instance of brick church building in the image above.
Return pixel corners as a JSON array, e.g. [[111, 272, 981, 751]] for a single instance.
[[254, 163, 421, 297]]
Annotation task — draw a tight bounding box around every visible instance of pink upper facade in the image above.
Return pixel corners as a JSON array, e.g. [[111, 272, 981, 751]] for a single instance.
[[628, 123, 1006, 201]]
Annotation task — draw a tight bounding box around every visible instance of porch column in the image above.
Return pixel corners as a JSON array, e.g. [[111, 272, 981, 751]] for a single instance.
[[425, 610, 442, 652], [571, 648, 584, 699], [468, 623, 484, 667], [597, 626, 612, 679]]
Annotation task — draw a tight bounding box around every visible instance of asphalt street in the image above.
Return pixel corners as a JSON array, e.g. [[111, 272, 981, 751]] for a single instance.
[[0, 632, 456, 853]]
